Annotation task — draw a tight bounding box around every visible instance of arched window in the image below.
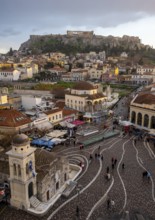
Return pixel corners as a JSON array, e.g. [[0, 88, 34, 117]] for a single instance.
[[64, 173, 67, 181], [137, 113, 142, 126], [26, 163, 29, 174], [18, 164, 21, 177], [144, 114, 149, 127], [131, 111, 136, 123], [13, 164, 17, 176], [56, 182, 59, 190], [28, 182, 33, 198], [46, 190, 50, 201], [151, 116, 155, 129]]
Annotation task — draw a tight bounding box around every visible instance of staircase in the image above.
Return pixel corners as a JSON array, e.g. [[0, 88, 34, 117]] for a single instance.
[[29, 196, 41, 209]]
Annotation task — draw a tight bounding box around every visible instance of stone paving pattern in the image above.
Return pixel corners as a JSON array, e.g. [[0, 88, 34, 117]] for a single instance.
[[1, 134, 155, 220], [1, 97, 155, 220]]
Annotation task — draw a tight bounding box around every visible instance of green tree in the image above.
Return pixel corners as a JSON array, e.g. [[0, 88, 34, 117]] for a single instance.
[[138, 58, 144, 65], [8, 47, 13, 56], [44, 62, 54, 69]]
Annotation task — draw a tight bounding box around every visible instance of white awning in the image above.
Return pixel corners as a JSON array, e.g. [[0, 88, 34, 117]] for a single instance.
[[34, 121, 53, 131], [46, 130, 67, 138], [59, 121, 75, 128], [119, 120, 133, 126]]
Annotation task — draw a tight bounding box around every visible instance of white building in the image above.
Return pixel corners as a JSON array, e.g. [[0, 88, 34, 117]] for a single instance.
[[65, 81, 106, 113], [136, 66, 154, 75], [0, 69, 21, 81], [21, 95, 42, 110], [71, 69, 89, 81], [17, 67, 33, 79]]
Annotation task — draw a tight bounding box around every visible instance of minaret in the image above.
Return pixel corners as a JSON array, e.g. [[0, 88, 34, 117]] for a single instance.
[[6, 133, 37, 210]]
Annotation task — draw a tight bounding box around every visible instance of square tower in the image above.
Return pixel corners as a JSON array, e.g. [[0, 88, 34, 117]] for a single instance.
[[6, 134, 37, 210]]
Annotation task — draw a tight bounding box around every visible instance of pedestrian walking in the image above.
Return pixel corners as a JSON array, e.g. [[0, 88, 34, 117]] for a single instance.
[[134, 139, 137, 145], [146, 138, 150, 143], [107, 199, 111, 209], [106, 166, 109, 173], [122, 163, 125, 169], [111, 157, 114, 163], [76, 205, 79, 217], [101, 155, 103, 160], [89, 154, 93, 161], [123, 132, 126, 137], [81, 163, 85, 170], [142, 171, 147, 179], [147, 172, 151, 182], [95, 153, 98, 159], [107, 173, 111, 180], [111, 200, 115, 210], [112, 163, 115, 170], [114, 159, 117, 165]]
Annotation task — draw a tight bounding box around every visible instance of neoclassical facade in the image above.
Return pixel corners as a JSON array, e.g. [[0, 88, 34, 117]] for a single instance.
[[130, 92, 155, 130], [65, 81, 106, 113]]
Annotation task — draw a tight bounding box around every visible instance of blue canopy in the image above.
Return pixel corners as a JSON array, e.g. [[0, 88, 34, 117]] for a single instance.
[[31, 138, 54, 148], [42, 140, 55, 148], [31, 139, 44, 146]]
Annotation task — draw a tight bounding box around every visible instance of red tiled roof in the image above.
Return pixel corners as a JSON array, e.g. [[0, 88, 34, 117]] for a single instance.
[[0, 109, 32, 127], [72, 81, 95, 90], [44, 108, 62, 115], [0, 69, 14, 72], [63, 109, 78, 116], [133, 93, 155, 105], [87, 93, 106, 100], [55, 101, 65, 109]]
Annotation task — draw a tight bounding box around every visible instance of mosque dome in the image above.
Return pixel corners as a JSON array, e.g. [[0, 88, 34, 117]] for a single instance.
[[12, 133, 29, 146]]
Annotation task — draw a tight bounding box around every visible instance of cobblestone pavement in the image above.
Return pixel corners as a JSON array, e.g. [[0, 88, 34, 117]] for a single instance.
[[2, 131, 155, 220]]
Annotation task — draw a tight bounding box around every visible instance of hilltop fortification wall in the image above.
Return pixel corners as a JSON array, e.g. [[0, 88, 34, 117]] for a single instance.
[[67, 31, 94, 38]]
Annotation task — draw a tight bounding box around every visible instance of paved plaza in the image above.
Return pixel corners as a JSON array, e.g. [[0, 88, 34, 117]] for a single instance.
[[1, 127, 155, 220], [1, 96, 155, 220]]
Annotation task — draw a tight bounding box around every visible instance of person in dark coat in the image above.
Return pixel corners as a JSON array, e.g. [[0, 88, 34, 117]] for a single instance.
[[111, 157, 114, 163], [76, 205, 79, 217], [114, 159, 117, 165], [101, 155, 103, 160], [107, 199, 111, 209], [107, 166, 109, 173], [112, 163, 115, 169]]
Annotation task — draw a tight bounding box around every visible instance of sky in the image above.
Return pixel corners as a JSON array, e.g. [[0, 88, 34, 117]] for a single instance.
[[1, 0, 155, 53]]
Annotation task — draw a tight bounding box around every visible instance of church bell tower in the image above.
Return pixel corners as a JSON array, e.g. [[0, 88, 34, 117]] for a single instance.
[[6, 134, 37, 210]]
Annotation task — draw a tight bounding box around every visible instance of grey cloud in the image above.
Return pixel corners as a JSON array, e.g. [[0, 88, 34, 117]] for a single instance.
[[0, 0, 155, 51], [0, 0, 155, 29], [0, 28, 21, 37]]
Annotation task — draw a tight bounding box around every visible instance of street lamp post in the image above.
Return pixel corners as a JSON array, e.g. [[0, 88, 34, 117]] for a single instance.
[[76, 184, 82, 218]]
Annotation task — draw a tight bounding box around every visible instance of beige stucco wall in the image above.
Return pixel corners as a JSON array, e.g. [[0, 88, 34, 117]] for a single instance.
[[130, 104, 155, 129], [0, 95, 8, 104], [65, 94, 86, 111], [46, 110, 63, 124]]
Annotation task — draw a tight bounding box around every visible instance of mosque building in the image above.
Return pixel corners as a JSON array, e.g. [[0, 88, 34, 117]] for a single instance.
[[0, 133, 80, 214]]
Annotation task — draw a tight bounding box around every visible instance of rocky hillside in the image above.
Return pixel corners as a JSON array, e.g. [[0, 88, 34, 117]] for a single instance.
[[19, 32, 153, 57]]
